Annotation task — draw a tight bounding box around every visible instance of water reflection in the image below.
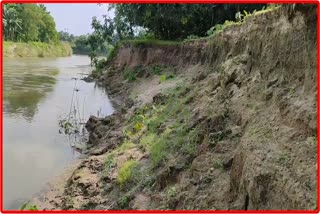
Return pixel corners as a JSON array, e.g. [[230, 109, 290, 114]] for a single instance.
[[4, 59, 59, 120]]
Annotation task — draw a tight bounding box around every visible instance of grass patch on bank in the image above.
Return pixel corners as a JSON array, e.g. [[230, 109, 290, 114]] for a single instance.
[[122, 39, 181, 48], [117, 160, 139, 187], [3, 41, 72, 58], [121, 83, 201, 169]]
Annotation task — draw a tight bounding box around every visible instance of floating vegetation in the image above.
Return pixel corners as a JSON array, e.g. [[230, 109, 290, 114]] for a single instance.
[[58, 79, 87, 146]]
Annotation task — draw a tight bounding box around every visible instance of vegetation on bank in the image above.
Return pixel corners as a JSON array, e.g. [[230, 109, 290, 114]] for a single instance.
[[3, 41, 72, 57], [3, 4, 59, 43], [58, 31, 112, 55], [87, 4, 280, 76], [73, 3, 270, 72], [3, 4, 72, 57]]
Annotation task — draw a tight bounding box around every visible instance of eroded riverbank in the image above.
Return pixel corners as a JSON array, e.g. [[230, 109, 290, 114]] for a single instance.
[[34, 5, 316, 210]]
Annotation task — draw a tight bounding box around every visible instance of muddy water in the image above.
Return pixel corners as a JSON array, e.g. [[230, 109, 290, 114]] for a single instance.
[[3, 55, 114, 210]]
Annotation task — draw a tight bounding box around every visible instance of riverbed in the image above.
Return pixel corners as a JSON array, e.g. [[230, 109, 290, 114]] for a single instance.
[[3, 55, 114, 210]]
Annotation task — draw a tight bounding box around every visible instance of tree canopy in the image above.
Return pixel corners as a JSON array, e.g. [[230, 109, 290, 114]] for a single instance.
[[100, 4, 266, 40], [3, 4, 59, 43]]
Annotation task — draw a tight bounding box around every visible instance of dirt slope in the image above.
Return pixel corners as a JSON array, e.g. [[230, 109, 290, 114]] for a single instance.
[[35, 5, 317, 211]]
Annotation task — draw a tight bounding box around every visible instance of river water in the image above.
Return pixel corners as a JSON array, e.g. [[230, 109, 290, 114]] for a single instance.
[[3, 55, 114, 210]]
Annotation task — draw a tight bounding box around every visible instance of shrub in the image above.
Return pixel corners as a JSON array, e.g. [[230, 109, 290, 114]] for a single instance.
[[104, 153, 116, 173], [150, 137, 168, 167], [124, 68, 137, 82], [117, 160, 139, 187], [151, 65, 162, 75]]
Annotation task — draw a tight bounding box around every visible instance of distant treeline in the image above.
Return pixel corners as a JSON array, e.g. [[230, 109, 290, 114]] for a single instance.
[[3, 3, 72, 57], [3, 4, 59, 43], [59, 31, 112, 56]]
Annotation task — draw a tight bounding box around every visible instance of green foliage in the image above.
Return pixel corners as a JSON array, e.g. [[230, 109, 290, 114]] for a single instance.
[[118, 194, 131, 208], [160, 75, 167, 83], [149, 136, 168, 167], [20, 202, 38, 211], [212, 159, 223, 169], [117, 141, 136, 154], [125, 39, 180, 48], [160, 73, 175, 83], [124, 68, 137, 82], [108, 4, 266, 40], [3, 4, 59, 43], [104, 153, 116, 173], [167, 186, 177, 198], [140, 133, 156, 151], [117, 160, 139, 187]]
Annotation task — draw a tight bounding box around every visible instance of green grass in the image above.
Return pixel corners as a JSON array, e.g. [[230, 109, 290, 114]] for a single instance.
[[3, 41, 72, 58], [149, 136, 168, 167], [117, 160, 139, 187], [117, 141, 136, 154], [123, 68, 137, 82], [104, 153, 116, 173], [20, 202, 38, 211], [122, 39, 181, 48]]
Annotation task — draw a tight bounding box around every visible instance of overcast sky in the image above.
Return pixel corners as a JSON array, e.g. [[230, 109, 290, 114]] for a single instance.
[[44, 4, 113, 36]]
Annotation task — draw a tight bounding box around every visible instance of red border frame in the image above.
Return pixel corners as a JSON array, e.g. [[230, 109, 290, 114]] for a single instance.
[[1, 1, 319, 213]]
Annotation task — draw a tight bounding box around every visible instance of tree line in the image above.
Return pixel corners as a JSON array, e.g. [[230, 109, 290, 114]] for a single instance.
[[93, 4, 266, 41], [85, 4, 266, 68], [3, 4, 59, 43]]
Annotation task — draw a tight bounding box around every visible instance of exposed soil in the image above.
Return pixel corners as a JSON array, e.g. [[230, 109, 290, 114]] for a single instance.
[[34, 5, 317, 211]]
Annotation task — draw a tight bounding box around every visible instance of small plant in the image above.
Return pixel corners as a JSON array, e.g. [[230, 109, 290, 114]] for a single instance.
[[159, 73, 175, 83], [151, 65, 162, 75], [118, 194, 131, 208], [20, 202, 38, 211], [207, 24, 224, 36], [117, 160, 139, 187], [140, 133, 156, 151], [213, 159, 223, 169], [150, 137, 168, 167], [117, 141, 136, 153], [307, 136, 317, 145], [160, 74, 167, 83], [58, 119, 74, 135], [124, 68, 137, 82], [167, 186, 177, 198], [104, 153, 116, 173]]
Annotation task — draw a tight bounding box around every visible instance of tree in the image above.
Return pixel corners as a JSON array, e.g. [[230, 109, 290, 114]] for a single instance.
[[3, 4, 22, 41], [106, 4, 266, 40], [3, 3, 59, 43]]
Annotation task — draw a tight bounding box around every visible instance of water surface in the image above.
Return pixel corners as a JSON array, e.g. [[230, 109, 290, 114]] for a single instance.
[[3, 55, 113, 210]]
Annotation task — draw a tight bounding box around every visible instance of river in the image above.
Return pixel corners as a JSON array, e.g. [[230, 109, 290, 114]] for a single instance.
[[3, 55, 114, 210]]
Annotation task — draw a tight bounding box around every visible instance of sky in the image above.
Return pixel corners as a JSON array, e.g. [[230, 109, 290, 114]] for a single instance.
[[44, 4, 113, 36]]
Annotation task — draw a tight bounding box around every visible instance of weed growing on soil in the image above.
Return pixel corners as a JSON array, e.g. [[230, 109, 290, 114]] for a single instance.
[[20, 202, 38, 211], [213, 159, 223, 169], [150, 136, 168, 167], [167, 186, 177, 198], [117, 160, 139, 187], [124, 68, 137, 82], [104, 153, 116, 173], [117, 141, 136, 154], [160, 73, 175, 83]]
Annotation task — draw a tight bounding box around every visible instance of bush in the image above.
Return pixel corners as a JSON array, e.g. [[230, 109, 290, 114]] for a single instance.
[[124, 68, 137, 82], [117, 160, 139, 187]]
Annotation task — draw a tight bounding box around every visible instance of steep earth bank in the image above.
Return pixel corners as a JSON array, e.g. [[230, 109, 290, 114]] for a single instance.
[[3, 41, 72, 58], [35, 5, 317, 210]]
